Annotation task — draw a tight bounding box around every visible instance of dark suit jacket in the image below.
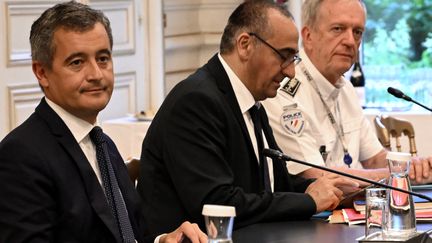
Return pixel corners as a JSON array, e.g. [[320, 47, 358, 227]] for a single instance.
[[0, 98, 148, 243], [138, 54, 317, 236]]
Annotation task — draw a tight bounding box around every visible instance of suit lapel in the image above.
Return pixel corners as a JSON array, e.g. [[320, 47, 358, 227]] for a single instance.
[[205, 55, 261, 189], [206, 55, 256, 154], [35, 98, 122, 242]]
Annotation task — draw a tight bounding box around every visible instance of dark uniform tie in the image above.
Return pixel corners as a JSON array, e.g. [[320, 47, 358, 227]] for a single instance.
[[90, 126, 135, 243], [249, 105, 272, 192]]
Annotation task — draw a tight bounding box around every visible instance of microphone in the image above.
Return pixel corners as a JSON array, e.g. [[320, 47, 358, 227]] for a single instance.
[[387, 87, 412, 101], [263, 148, 432, 202], [387, 87, 432, 112]]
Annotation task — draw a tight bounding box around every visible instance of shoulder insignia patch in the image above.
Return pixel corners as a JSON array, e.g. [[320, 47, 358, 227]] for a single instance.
[[281, 78, 301, 97], [280, 108, 305, 136]]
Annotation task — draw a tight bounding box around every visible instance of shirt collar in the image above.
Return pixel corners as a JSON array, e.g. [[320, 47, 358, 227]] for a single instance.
[[299, 48, 345, 102], [218, 53, 257, 112], [45, 98, 96, 143]]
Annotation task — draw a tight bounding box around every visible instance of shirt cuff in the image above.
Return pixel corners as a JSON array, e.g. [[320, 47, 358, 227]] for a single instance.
[[154, 233, 167, 243]]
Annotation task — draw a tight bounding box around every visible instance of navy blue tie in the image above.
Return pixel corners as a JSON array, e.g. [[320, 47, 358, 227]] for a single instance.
[[249, 105, 272, 192], [90, 126, 135, 243]]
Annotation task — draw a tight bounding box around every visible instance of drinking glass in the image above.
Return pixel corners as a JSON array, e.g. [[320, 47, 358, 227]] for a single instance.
[[202, 204, 236, 243], [365, 187, 387, 239]]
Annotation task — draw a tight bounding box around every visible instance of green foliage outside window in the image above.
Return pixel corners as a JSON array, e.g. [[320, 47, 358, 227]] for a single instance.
[[362, 0, 432, 110]]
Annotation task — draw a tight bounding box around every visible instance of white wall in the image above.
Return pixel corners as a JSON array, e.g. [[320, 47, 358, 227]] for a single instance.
[[163, 0, 242, 94]]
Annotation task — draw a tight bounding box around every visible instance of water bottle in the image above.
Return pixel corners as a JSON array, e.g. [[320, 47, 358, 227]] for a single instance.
[[350, 59, 366, 108], [383, 152, 416, 239]]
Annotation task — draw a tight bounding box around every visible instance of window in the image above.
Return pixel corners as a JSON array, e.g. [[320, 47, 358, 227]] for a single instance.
[[363, 0, 432, 111]]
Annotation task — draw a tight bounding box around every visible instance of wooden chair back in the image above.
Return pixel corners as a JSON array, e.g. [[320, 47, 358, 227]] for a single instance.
[[125, 157, 140, 185], [374, 115, 417, 156]]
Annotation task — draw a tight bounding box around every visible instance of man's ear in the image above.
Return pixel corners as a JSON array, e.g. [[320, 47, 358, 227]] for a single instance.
[[236, 32, 254, 61], [301, 26, 312, 51], [32, 61, 49, 89]]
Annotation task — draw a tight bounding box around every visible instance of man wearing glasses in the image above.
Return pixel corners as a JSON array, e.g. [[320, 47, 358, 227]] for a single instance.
[[137, 1, 358, 236], [263, 0, 432, 184]]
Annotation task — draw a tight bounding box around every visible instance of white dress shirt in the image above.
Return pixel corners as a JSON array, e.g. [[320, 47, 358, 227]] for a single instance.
[[45, 98, 101, 182]]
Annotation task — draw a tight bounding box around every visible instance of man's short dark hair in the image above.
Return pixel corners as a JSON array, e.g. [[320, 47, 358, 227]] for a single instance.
[[30, 0, 112, 69], [220, 1, 293, 54]]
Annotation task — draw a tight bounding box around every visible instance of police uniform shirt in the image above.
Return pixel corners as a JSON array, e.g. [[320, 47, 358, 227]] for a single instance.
[[262, 48, 383, 174]]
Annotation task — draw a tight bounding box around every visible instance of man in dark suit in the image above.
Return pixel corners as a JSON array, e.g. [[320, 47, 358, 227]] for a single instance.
[[0, 2, 206, 243], [137, 1, 359, 236]]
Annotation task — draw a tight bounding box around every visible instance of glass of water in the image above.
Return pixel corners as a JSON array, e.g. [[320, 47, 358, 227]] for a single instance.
[[365, 187, 387, 239], [202, 204, 236, 243]]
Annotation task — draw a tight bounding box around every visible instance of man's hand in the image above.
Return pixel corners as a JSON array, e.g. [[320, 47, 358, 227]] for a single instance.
[[409, 156, 432, 184], [305, 174, 360, 212], [160, 221, 207, 243]]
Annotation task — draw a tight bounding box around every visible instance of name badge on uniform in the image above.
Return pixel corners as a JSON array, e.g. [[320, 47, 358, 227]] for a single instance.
[[280, 107, 305, 136], [281, 78, 301, 97]]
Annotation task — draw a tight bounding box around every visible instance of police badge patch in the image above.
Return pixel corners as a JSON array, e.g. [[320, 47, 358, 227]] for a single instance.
[[281, 78, 301, 97], [280, 108, 305, 136]]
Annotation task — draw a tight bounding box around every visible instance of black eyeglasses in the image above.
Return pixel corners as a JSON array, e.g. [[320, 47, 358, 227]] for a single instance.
[[248, 32, 301, 68]]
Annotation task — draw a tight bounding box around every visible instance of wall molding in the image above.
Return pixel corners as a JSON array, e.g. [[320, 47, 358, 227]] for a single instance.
[[99, 71, 137, 121], [165, 32, 221, 52], [199, 2, 238, 10], [6, 2, 55, 66], [164, 0, 200, 11], [7, 82, 43, 130], [90, 0, 136, 55], [114, 71, 136, 112], [165, 68, 197, 75], [5, 0, 136, 67], [7, 71, 137, 129], [163, 0, 237, 93], [164, 1, 237, 11]]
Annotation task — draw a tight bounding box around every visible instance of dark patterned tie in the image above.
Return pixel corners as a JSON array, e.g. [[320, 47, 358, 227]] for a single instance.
[[89, 126, 135, 243], [249, 105, 272, 192]]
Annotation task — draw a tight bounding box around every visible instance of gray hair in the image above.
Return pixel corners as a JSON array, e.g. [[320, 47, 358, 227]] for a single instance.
[[30, 1, 112, 69], [301, 0, 366, 29], [220, 0, 293, 54]]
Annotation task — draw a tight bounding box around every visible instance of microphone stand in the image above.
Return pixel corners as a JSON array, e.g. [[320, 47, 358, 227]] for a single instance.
[[263, 148, 432, 202], [387, 87, 432, 112], [410, 99, 432, 112]]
